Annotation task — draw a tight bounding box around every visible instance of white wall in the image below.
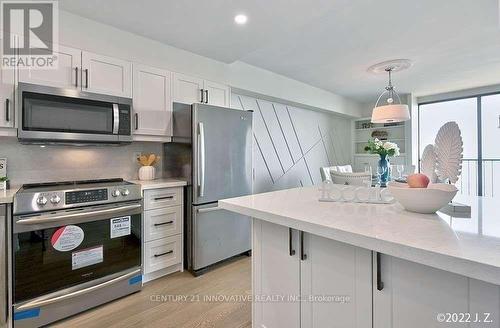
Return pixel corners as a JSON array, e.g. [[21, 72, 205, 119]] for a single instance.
[[58, 10, 363, 117]]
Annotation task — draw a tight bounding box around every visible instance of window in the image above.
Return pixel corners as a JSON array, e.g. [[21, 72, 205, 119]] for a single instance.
[[418, 93, 500, 196]]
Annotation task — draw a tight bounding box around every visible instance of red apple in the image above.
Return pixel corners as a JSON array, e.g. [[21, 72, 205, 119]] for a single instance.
[[407, 173, 430, 188]]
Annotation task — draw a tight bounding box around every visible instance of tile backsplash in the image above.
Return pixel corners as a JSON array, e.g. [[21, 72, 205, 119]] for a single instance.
[[0, 139, 163, 185]]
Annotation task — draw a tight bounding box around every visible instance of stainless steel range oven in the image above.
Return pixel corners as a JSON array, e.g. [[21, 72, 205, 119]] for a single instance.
[[12, 179, 142, 328], [18, 83, 132, 144]]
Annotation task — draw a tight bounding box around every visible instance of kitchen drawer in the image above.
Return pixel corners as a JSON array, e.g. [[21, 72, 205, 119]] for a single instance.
[[144, 235, 182, 274], [144, 205, 182, 242], [144, 187, 182, 210]]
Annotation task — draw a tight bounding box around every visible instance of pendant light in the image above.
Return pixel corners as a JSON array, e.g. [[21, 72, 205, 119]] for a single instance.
[[370, 61, 411, 123]]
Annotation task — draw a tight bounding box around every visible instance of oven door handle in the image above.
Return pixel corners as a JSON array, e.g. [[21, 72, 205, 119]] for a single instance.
[[16, 204, 142, 225], [16, 268, 141, 311]]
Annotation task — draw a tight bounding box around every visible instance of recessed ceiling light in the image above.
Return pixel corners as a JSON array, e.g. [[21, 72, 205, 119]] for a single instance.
[[234, 14, 248, 25]]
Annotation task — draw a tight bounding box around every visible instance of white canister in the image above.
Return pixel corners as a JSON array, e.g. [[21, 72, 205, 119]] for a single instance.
[[138, 166, 155, 181]]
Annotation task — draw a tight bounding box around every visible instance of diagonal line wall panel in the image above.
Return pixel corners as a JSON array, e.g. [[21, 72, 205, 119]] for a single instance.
[[273, 103, 302, 164], [256, 99, 294, 172], [234, 93, 352, 193], [239, 95, 283, 182]]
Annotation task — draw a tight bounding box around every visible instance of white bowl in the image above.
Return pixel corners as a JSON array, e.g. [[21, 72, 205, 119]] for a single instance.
[[387, 182, 458, 214]]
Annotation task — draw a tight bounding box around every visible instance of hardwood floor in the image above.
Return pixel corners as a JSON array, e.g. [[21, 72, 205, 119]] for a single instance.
[[53, 257, 251, 328]]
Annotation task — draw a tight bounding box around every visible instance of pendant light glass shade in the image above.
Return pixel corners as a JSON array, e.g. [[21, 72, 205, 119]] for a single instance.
[[371, 67, 410, 123]]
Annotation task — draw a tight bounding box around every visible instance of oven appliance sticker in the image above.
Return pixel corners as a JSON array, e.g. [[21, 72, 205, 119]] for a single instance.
[[51, 225, 84, 252], [72, 245, 103, 270], [110, 216, 131, 239]]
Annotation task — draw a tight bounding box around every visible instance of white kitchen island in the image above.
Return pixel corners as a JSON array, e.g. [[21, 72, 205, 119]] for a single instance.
[[219, 186, 500, 328]]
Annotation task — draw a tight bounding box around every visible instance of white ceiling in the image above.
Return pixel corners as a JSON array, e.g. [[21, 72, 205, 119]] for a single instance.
[[59, 0, 500, 102]]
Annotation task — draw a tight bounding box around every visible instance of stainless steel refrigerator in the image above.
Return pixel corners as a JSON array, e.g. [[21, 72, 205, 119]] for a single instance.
[[164, 103, 253, 276]]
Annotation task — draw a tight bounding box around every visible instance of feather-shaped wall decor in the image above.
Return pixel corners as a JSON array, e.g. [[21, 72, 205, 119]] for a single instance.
[[434, 122, 463, 183], [420, 144, 438, 183]]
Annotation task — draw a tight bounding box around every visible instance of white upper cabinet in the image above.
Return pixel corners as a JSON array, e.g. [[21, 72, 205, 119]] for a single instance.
[[133, 63, 172, 136], [204, 80, 230, 107], [18, 46, 132, 98], [19, 44, 81, 90], [81, 51, 132, 97], [0, 37, 15, 128], [172, 72, 204, 105], [173, 72, 230, 107]]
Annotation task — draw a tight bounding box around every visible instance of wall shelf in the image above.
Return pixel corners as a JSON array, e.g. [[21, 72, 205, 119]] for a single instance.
[[353, 118, 409, 171], [355, 125, 405, 131]]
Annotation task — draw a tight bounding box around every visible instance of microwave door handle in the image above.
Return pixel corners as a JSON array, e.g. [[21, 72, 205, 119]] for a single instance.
[[198, 122, 205, 198], [112, 104, 119, 134]]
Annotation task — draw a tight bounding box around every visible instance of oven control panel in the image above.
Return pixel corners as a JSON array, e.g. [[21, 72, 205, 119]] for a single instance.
[[65, 189, 108, 205]]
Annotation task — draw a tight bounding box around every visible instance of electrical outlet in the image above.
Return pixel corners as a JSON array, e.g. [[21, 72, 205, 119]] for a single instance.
[[133, 152, 142, 162]]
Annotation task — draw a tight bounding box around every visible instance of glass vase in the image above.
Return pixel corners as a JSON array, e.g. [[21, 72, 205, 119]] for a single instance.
[[378, 154, 390, 187]]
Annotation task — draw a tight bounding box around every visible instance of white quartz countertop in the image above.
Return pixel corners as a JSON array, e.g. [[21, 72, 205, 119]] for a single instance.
[[219, 186, 500, 285], [0, 187, 19, 204], [130, 178, 187, 191]]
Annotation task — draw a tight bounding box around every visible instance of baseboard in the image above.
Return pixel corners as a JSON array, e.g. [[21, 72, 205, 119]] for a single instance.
[[142, 263, 182, 284]]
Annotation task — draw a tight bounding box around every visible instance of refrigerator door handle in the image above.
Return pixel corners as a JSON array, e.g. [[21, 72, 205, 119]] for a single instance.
[[198, 122, 205, 197], [197, 206, 221, 213]]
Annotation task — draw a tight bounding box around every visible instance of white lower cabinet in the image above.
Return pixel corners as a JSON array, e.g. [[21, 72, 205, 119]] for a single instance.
[[144, 206, 182, 242], [253, 220, 301, 328], [374, 254, 500, 328], [253, 220, 371, 328], [144, 234, 182, 274], [301, 234, 372, 328], [254, 220, 500, 328], [142, 187, 184, 283]]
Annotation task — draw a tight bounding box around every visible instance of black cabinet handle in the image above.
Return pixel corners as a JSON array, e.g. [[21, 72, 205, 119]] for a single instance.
[[75, 67, 79, 87], [154, 195, 174, 201], [288, 228, 295, 256], [154, 220, 174, 227], [154, 250, 173, 258], [84, 68, 89, 88], [376, 252, 384, 291], [200, 89, 205, 103], [134, 113, 138, 130], [5, 99, 9, 122], [300, 231, 307, 261], [205, 89, 209, 104]]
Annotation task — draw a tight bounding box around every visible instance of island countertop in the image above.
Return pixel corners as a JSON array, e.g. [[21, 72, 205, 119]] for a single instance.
[[219, 186, 500, 285]]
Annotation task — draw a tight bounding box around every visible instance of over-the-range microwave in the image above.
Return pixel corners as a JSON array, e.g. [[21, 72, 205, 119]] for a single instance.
[[18, 83, 133, 145]]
